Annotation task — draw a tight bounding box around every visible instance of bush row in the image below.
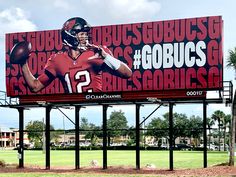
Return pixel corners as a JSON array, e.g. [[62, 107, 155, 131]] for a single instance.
[[14, 146, 205, 151]]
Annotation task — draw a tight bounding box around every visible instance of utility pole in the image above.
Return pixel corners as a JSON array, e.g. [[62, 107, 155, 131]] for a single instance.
[[63, 116, 66, 145], [143, 117, 145, 147]]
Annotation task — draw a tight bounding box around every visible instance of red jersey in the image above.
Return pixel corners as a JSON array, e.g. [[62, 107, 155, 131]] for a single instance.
[[38, 49, 105, 93]]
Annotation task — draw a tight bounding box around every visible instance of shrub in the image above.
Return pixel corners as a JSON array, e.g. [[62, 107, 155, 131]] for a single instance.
[[0, 160, 6, 167]]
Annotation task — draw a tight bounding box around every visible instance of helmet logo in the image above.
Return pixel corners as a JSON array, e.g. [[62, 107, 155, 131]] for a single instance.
[[63, 19, 76, 31]]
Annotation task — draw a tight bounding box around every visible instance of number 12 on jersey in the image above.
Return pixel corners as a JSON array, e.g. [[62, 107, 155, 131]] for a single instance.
[[65, 70, 92, 93]]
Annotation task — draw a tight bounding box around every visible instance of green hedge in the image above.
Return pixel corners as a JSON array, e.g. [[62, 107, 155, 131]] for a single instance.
[[49, 146, 168, 150]]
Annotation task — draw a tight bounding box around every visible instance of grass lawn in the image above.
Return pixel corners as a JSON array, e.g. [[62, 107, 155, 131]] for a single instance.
[[0, 150, 229, 169]]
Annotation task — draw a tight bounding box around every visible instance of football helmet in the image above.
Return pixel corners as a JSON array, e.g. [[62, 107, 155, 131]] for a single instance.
[[61, 17, 91, 49]]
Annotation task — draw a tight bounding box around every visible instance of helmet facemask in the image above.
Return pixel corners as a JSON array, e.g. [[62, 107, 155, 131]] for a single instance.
[[75, 30, 91, 51]]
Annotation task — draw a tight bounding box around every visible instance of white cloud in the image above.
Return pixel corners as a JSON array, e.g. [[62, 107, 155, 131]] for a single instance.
[[79, 0, 161, 24], [0, 7, 37, 91], [0, 7, 37, 36]]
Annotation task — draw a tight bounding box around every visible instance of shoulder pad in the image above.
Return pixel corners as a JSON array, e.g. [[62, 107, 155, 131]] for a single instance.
[[49, 51, 64, 61]]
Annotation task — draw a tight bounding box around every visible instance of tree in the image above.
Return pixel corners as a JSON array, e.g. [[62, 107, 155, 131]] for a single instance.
[[173, 113, 190, 144], [126, 126, 136, 146], [80, 117, 90, 130], [80, 117, 90, 141], [206, 117, 215, 148], [80, 117, 102, 146], [107, 110, 128, 145], [222, 114, 231, 151], [230, 104, 236, 166], [227, 47, 236, 165], [188, 115, 203, 147], [25, 120, 57, 148], [26, 121, 44, 148], [162, 112, 190, 145], [146, 117, 168, 146], [211, 110, 226, 151], [227, 47, 236, 78], [85, 123, 102, 146], [147, 112, 190, 147]]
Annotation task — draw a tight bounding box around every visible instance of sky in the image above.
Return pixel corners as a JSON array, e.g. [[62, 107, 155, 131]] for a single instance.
[[0, 0, 235, 129]]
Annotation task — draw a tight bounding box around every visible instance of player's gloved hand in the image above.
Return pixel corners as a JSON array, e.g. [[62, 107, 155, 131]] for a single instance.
[[86, 43, 107, 58], [87, 43, 121, 70]]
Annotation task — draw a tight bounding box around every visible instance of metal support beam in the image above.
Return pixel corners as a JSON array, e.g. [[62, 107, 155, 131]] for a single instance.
[[75, 106, 81, 169], [103, 105, 108, 169], [169, 102, 174, 171], [45, 106, 51, 170], [57, 108, 75, 125], [136, 104, 141, 170], [139, 103, 163, 126], [18, 107, 24, 168], [203, 101, 207, 168]]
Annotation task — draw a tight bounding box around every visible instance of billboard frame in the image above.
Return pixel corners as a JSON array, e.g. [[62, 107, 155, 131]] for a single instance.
[[0, 80, 232, 170]]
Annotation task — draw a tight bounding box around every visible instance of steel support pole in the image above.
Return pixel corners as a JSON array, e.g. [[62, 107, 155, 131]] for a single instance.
[[169, 103, 174, 171], [18, 108, 24, 168], [203, 101, 207, 168], [136, 104, 140, 170], [103, 105, 108, 169], [45, 106, 51, 170], [75, 106, 81, 169]]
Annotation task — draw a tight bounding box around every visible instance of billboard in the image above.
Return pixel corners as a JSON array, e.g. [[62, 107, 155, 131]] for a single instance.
[[5, 16, 223, 104]]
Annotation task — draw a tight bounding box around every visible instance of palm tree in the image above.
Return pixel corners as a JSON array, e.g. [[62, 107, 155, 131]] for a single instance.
[[211, 110, 225, 151], [223, 114, 231, 151], [206, 117, 215, 149], [227, 47, 236, 165], [227, 47, 236, 78]]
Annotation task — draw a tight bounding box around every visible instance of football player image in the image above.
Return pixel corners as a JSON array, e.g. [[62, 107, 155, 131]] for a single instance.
[[20, 17, 132, 93]]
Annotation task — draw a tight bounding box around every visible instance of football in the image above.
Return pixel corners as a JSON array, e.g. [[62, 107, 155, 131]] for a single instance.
[[10, 41, 32, 64]]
